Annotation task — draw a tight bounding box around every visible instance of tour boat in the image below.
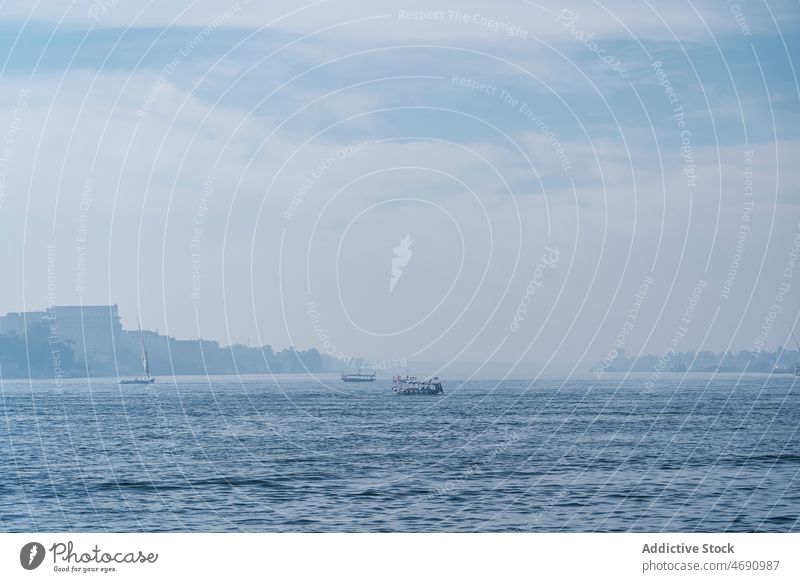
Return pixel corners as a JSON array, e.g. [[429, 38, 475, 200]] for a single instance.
[[392, 375, 443, 395], [341, 370, 376, 383]]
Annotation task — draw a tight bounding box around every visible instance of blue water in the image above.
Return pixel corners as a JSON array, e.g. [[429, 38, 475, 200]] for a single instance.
[[1, 374, 798, 532]]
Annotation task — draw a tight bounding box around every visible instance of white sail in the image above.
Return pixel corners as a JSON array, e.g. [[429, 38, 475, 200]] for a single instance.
[[120, 320, 155, 384], [143, 349, 151, 378], [138, 322, 151, 379]]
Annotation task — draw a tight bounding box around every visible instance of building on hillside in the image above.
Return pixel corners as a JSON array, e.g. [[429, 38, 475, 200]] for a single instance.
[[45, 305, 122, 347], [0, 311, 46, 335]]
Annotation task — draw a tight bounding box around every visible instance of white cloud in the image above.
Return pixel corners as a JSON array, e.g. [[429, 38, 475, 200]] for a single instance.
[[0, 2, 797, 362], [3, 0, 794, 43]]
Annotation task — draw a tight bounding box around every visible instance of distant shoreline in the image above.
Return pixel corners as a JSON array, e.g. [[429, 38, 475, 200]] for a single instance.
[[2, 369, 795, 384]]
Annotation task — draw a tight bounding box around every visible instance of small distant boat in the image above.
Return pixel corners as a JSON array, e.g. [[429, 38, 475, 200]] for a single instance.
[[120, 324, 155, 385], [341, 370, 376, 383], [392, 375, 443, 395]]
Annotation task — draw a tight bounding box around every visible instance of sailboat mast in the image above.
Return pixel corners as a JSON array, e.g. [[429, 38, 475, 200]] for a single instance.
[[138, 320, 150, 379]]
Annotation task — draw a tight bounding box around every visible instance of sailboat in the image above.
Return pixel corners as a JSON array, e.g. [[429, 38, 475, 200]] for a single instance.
[[120, 324, 155, 385]]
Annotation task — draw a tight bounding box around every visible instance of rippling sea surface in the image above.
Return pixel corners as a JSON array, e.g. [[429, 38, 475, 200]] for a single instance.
[[1, 373, 798, 532]]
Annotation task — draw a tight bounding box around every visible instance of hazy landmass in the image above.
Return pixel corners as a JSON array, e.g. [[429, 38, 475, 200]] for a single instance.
[[0, 306, 342, 379], [594, 348, 800, 375]]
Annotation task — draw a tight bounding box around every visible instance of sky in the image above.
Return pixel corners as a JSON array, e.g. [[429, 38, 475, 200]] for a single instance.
[[0, 0, 798, 373]]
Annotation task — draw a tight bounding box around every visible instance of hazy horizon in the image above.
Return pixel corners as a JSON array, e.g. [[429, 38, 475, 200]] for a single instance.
[[1, 1, 799, 375]]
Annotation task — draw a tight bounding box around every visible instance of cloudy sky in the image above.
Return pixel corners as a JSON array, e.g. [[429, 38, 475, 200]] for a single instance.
[[0, 1, 798, 371]]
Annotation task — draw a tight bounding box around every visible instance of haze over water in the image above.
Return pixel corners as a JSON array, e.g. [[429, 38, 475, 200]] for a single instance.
[[2, 374, 797, 532]]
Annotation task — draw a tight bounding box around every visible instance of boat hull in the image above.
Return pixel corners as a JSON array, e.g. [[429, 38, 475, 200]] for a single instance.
[[119, 378, 156, 385], [392, 380, 443, 395], [393, 388, 443, 395]]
